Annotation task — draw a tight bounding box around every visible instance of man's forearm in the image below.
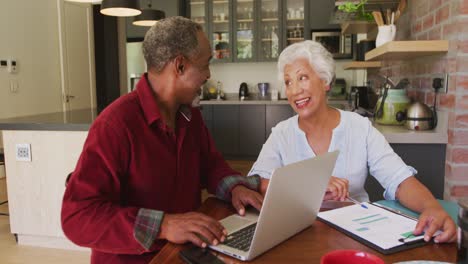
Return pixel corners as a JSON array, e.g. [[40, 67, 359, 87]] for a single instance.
[[216, 175, 261, 201]]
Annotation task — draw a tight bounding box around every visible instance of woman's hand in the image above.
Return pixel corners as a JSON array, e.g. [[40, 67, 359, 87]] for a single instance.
[[323, 176, 349, 201], [414, 205, 456, 243]]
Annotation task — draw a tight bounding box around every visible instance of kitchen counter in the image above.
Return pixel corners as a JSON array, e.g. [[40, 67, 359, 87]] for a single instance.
[[373, 112, 448, 144], [0, 107, 448, 144], [0, 108, 97, 131]]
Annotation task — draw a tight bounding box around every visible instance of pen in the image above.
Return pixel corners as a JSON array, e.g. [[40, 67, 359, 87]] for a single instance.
[[347, 197, 368, 209]]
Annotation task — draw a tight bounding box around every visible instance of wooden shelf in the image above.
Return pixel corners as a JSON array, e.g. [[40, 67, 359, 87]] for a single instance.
[[213, 0, 228, 4], [213, 20, 229, 24], [341, 21, 376, 34], [343, 61, 382, 70], [365, 40, 449, 61], [237, 19, 253, 23], [262, 18, 278, 22]]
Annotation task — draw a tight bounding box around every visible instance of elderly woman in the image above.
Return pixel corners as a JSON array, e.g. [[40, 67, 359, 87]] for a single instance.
[[250, 40, 455, 243]]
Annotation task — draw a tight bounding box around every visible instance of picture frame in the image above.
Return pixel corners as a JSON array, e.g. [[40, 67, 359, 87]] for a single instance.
[[311, 29, 355, 59]]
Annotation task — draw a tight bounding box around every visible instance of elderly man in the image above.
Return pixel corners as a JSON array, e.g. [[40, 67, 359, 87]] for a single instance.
[[61, 17, 263, 264]]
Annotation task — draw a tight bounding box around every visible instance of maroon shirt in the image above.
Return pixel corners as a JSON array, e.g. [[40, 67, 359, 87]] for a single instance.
[[61, 75, 240, 263]]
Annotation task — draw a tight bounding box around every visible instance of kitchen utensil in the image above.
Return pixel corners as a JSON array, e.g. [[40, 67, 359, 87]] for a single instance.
[[402, 102, 437, 130], [257, 82, 270, 97], [239, 82, 249, 100], [374, 88, 410, 125], [372, 11, 384, 26], [398, 0, 407, 14], [395, 78, 439, 130], [394, 10, 401, 22]]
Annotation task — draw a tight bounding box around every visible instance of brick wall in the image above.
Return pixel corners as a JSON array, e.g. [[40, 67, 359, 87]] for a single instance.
[[369, 0, 468, 200]]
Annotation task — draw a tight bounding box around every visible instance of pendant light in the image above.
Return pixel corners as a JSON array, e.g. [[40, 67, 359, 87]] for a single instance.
[[100, 0, 141, 17], [132, 1, 165, 27], [65, 0, 102, 3]]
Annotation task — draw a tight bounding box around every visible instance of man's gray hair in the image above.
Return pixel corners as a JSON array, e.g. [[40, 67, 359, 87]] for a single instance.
[[277, 40, 335, 86], [143, 16, 203, 72]]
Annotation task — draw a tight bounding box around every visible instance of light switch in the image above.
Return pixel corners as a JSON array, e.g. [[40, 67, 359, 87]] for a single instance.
[[10, 80, 18, 93], [7, 59, 17, 73]]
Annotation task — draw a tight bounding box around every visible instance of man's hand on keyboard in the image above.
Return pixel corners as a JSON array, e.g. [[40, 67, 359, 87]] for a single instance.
[[159, 212, 227, 248], [231, 185, 263, 216]]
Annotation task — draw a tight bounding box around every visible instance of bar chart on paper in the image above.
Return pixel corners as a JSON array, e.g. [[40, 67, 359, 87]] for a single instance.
[[318, 203, 424, 250]]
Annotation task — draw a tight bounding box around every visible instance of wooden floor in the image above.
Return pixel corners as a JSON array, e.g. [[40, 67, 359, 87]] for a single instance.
[[0, 160, 254, 264]]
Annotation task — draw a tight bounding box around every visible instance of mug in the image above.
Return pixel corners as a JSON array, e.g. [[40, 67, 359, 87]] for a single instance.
[[376, 25, 396, 47]]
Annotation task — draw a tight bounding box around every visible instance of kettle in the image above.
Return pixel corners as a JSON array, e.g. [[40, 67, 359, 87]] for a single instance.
[[396, 102, 437, 130], [239, 82, 249, 100]]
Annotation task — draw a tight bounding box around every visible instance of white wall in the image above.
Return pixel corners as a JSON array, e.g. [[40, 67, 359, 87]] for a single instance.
[[208, 60, 360, 97], [0, 0, 64, 119]]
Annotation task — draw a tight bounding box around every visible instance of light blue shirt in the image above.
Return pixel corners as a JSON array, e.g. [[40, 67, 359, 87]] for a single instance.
[[248, 109, 416, 202]]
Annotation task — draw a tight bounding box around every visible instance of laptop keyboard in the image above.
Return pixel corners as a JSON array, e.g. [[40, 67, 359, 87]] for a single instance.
[[223, 223, 257, 252]]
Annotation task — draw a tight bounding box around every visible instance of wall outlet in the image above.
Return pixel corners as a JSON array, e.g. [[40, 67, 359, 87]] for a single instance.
[[432, 73, 449, 93], [15, 143, 32, 162]]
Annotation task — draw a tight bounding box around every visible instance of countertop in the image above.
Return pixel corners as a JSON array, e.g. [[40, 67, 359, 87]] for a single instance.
[[0, 107, 448, 144], [0, 108, 97, 131]]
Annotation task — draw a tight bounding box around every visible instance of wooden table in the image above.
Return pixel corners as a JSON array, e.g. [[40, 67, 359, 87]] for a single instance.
[[150, 198, 456, 263]]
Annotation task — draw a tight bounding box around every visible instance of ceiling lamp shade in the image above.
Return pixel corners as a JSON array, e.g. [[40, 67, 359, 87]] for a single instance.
[[133, 9, 165, 26], [100, 0, 141, 17], [65, 0, 102, 3]]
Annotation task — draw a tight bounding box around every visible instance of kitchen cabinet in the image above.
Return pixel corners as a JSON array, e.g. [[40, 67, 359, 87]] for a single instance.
[[188, 0, 233, 63], [257, 0, 280, 61], [239, 105, 266, 156], [212, 105, 240, 155], [186, 0, 309, 62], [200, 104, 292, 159], [283, 0, 307, 48], [200, 105, 214, 134], [266, 104, 294, 138], [364, 144, 446, 201], [309, 0, 339, 30], [234, 0, 257, 61]]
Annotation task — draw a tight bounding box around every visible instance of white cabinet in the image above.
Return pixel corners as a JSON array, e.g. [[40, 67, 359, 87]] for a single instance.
[[3, 130, 89, 250]]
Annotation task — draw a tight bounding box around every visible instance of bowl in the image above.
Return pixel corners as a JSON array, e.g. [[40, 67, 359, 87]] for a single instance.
[[321, 250, 384, 264]]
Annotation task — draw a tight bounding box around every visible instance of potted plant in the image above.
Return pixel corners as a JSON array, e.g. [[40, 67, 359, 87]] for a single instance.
[[337, 0, 373, 21]]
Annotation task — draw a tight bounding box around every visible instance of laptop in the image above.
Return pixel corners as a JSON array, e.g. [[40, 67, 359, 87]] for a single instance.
[[209, 151, 339, 261]]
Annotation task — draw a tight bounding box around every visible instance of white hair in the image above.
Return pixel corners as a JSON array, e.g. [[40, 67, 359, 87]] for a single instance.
[[277, 40, 335, 86]]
